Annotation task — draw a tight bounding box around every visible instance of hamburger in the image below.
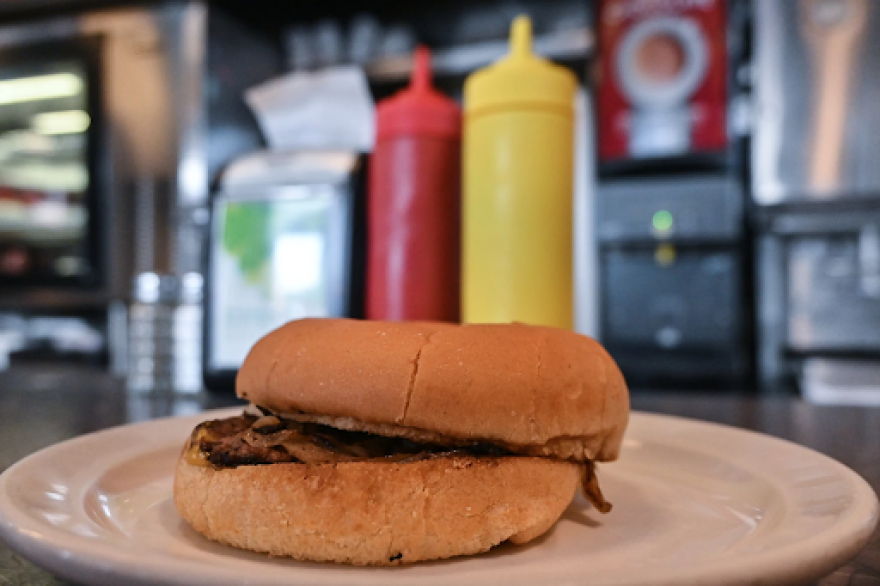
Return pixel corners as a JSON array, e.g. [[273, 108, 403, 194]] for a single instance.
[[174, 318, 629, 565]]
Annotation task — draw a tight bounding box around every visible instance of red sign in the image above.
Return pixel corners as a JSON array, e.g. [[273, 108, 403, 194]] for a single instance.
[[597, 0, 728, 161]]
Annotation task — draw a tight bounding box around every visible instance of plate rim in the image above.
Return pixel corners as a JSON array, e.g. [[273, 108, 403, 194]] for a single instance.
[[0, 409, 877, 586]]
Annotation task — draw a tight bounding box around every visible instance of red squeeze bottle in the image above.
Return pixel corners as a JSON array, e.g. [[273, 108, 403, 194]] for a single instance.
[[367, 47, 462, 322]]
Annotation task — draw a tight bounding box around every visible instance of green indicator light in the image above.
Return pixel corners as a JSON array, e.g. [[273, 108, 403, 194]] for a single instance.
[[652, 210, 674, 232]]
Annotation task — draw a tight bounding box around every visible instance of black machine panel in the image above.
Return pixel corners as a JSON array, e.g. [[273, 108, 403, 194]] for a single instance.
[[597, 172, 752, 391], [599, 175, 743, 243], [604, 247, 741, 349], [602, 246, 750, 389]]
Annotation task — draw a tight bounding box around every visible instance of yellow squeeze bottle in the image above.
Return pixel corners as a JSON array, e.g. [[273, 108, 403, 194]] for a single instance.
[[462, 15, 577, 329]]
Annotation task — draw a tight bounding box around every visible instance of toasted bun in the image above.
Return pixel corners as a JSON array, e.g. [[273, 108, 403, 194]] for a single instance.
[[174, 452, 580, 565], [237, 319, 628, 461]]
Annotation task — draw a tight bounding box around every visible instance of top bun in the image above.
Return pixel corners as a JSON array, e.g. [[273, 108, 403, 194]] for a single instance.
[[237, 319, 628, 461]]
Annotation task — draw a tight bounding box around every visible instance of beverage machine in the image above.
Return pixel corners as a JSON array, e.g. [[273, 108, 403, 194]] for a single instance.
[[594, 0, 753, 390], [752, 0, 880, 404]]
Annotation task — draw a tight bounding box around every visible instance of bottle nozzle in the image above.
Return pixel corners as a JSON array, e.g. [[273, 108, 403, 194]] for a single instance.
[[510, 15, 533, 58], [411, 46, 432, 91]]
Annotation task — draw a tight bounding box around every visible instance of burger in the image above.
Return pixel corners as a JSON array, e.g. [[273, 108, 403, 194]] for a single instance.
[[174, 318, 629, 565]]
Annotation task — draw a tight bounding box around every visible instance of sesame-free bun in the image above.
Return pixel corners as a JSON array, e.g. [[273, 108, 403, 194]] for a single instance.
[[237, 319, 628, 461], [174, 452, 580, 565]]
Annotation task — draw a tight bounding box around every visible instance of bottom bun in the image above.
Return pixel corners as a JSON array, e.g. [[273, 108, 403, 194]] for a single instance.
[[174, 452, 580, 565]]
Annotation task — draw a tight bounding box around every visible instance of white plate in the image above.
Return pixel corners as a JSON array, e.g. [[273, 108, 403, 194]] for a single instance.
[[0, 409, 877, 586]]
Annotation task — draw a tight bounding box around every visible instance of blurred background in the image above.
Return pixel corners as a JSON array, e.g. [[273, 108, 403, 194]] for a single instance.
[[0, 0, 878, 406]]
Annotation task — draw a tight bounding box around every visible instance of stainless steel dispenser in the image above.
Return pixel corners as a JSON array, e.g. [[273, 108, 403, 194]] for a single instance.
[[752, 0, 878, 203], [753, 0, 880, 403]]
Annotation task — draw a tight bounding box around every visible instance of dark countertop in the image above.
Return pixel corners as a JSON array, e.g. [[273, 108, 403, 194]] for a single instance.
[[0, 365, 878, 585]]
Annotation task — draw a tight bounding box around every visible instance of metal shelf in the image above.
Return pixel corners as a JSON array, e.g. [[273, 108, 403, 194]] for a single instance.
[[364, 27, 592, 82]]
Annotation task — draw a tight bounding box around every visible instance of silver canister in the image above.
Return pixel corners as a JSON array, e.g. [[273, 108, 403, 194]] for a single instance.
[[127, 272, 203, 394]]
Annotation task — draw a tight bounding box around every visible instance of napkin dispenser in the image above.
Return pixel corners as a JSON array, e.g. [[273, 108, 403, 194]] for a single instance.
[[203, 150, 364, 391]]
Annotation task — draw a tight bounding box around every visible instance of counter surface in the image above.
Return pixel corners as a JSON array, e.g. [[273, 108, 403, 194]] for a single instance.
[[1, 365, 878, 585]]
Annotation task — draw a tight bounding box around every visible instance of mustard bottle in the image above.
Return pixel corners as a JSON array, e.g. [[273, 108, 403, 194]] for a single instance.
[[462, 15, 577, 329]]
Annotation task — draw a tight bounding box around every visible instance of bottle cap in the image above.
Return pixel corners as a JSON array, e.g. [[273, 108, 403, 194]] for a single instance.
[[464, 16, 576, 117], [376, 46, 461, 141]]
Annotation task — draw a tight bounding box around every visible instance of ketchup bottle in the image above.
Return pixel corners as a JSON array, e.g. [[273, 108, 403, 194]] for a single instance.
[[367, 47, 462, 322]]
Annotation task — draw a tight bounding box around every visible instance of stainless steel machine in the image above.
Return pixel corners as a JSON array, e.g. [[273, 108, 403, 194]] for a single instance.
[[0, 2, 281, 373], [753, 0, 880, 403]]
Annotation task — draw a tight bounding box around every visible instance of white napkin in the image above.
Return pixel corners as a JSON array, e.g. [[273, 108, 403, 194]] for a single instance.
[[245, 66, 375, 153]]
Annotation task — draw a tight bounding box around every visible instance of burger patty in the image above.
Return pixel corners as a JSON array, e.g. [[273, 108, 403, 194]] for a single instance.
[[187, 411, 612, 513], [188, 413, 514, 469]]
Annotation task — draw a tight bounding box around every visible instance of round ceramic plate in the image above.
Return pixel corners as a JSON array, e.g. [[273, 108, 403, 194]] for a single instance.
[[0, 409, 877, 586]]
